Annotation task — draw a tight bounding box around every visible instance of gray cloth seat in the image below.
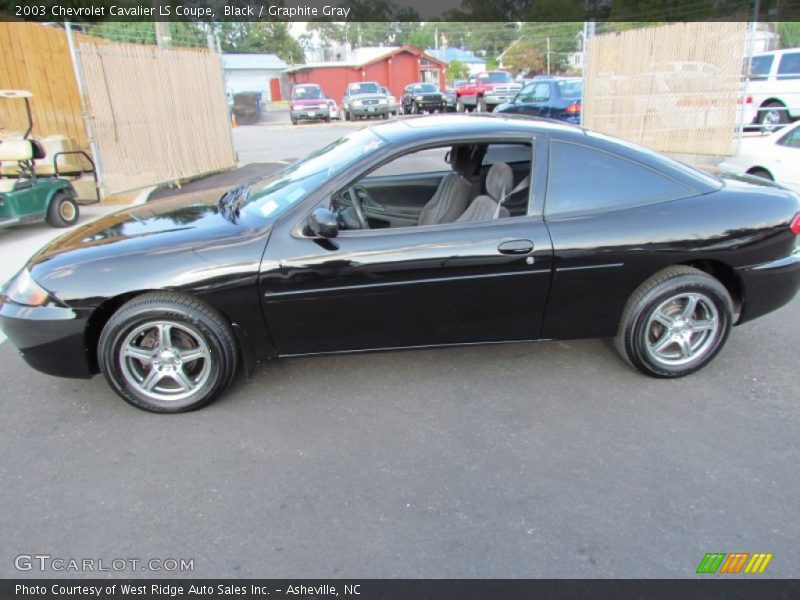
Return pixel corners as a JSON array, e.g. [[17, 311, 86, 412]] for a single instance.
[[416, 146, 474, 226], [456, 161, 514, 223]]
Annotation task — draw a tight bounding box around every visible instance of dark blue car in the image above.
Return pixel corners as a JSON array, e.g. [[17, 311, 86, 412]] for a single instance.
[[495, 77, 582, 123]]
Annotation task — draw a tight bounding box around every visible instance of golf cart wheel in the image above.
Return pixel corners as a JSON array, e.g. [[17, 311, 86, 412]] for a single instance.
[[46, 192, 79, 228], [614, 266, 733, 378], [98, 291, 238, 413]]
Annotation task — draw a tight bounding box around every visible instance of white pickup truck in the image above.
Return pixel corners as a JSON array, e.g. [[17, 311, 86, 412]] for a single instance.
[[742, 48, 800, 131]]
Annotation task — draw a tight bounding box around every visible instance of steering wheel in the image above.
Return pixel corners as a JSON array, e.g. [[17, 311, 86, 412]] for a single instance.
[[347, 185, 370, 229]]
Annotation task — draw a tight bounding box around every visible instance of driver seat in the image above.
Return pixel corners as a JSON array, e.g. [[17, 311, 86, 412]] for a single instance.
[[416, 145, 474, 226]]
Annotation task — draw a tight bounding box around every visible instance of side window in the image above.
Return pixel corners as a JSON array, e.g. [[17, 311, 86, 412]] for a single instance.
[[516, 83, 535, 102], [777, 52, 800, 79], [749, 55, 773, 79], [777, 127, 800, 149], [369, 147, 450, 178], [546, 141, 694, 216], [532, 83, 551, 102]]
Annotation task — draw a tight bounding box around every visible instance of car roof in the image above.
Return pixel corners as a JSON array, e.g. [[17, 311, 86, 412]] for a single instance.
[[753, 48, 799, 57]]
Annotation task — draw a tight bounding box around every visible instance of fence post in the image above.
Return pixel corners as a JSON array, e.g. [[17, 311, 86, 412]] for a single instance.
[[65, 21, 106, 201], [734, 20, 757, 154]]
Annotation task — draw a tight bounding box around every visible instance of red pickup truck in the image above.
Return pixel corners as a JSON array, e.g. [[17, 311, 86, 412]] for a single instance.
[[455, 71, 522, 112]]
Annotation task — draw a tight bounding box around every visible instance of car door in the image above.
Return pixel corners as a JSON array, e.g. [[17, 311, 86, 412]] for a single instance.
[[259, 140, 553, 356], [517, 83, 552, 117]]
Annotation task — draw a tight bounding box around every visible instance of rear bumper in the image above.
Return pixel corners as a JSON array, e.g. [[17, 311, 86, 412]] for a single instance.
[[736, 248, 800, 324], [0, 297, 93, 378]]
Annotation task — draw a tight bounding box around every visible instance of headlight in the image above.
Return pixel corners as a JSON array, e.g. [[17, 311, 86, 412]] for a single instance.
[[353, 100, 363, 106], [378, 98, 387, 105], [415, 96, 424, 102], [292, 104, 302, 110], [5, 269, 49, 306]]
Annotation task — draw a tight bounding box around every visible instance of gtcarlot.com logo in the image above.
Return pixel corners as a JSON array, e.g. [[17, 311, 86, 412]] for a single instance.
[[14, 554, 194, 573], [696, 552, 772, 574]]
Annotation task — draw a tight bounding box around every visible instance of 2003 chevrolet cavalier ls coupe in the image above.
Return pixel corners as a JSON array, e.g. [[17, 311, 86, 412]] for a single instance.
[[2, 115, 799, 412]]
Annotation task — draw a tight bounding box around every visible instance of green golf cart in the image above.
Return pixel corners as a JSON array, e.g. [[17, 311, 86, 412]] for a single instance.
[[0, 90, 94, 230]]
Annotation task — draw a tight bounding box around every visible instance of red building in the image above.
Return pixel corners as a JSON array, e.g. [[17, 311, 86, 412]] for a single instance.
[[286, 46, 448, 103]]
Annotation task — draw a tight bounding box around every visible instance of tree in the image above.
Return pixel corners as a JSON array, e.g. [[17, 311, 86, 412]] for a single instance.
[[519, 22, 582, 73], [447, 59, 470, 80], [214, 23, 305, 63], [778, 22, 800, 48], [501, 40, 545, 77]]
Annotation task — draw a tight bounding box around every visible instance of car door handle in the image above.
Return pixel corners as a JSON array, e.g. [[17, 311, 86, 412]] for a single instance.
[[498, 239, 534, 255]]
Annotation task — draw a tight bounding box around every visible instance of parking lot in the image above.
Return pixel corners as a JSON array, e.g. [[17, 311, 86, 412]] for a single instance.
[[1, 121, 798, 579]]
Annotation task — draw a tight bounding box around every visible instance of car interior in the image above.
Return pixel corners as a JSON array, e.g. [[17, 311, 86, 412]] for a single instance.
[[332, 142, 533, 230]]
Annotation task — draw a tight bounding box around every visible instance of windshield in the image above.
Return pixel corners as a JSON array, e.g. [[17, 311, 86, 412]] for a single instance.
[[349, 82, 381, 95], [241, 129, 386, 219], [411, 83, 438, 93], [479, 72, 512, 83], [557, 80, 583, 99], [293, 85, 323, 100]]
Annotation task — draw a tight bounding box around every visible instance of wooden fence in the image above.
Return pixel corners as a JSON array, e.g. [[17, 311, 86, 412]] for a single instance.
[[0, 22, 88, 148], [78, 42, 236, 194], [583, 22, 748, 156]]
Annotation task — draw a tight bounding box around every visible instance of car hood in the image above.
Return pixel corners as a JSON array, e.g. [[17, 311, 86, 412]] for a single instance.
[[27, 188, 273, 303]]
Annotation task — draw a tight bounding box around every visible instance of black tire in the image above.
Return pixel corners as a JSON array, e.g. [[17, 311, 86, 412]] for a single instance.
[[411, 101, 420, 114], [46, 192, 79, 228], [382, 112, 389, 120], [98, 292, 238, 413], [476, 97, 487, 113], [325, 116, 331, 123], [344, 110, 351, 121], [456, 98, 465, 113], [759, 101, 789, 132], [615, 266, 733, 378], [747, 167, 773, 181]]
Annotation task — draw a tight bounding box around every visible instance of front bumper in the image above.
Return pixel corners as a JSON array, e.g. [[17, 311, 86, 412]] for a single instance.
[[291, 109, 330, 121], [350, 106, 389, 117], [0, 297, 93, 378], [736, 248, 800, 324], [414, 101, 447, 111], [484, 93, 518, 106]]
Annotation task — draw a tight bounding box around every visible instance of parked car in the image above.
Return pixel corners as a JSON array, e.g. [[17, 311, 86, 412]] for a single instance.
[[342, 81, 389, 120], [380, 87, 399, 116], [443, 87, 457, 112], [495, 78, 582, 123], [456, 71, 522, 112], [326, 98, 340, 120], [742, 48, 800, 132], [2, 115, 799, 413], [718, 121, 800, 193], [401, 83, 447, 114], [289, 84, 330, 125]]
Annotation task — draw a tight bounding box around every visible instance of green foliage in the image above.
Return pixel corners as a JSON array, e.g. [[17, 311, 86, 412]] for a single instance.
[[446, 59, 471, 80], [518, 22, 582, 73], [213, 23, 305, 63], [501, 40, 545, 76], [779, 22, 800, 48]]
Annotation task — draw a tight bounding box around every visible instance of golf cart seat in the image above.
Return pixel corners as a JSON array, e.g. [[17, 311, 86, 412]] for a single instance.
[[0, 179, 16, 193], [34, 135, 82, 176], [0, 138, 40, 162]]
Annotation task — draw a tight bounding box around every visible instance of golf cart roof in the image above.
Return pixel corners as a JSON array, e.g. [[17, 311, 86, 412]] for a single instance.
[[0, 90, 32, 99]]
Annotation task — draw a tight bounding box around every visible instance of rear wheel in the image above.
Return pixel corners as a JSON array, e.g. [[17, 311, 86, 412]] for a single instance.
[[747, 167, 773, 181], [291, 118, 298, 126], [759, 101, 789, 132], [344, 110, 351, 121], [98, 292, 238, 413], [46, 192, 79, 228], [615, 266, 733, 378]]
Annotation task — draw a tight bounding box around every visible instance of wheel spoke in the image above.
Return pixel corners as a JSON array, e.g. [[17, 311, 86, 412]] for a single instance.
[[124, 345, 153, 364], [179, 348, 206, 363], [171, 369, 196, 392], [652, 310, 674, 328], [691, 319, 715, 332], [157, 323, 174, 351], [682, 295, 699, 319], [677, 336, 693, 358], [652, 334, 674, 354], [140, 368, 163, 391]]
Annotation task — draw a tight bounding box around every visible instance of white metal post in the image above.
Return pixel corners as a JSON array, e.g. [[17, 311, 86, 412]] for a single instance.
[[65, 21, 106, 201]]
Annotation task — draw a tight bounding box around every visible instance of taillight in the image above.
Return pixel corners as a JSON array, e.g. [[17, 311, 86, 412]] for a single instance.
[[738, 95, 753, 104], [565, 102, 581, 114], [790, 213, 800, 235]]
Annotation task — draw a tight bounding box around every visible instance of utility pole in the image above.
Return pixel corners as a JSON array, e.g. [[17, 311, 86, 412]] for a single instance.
[[155, 22, 171, 48], [546, 37, 551, 75], [435, 27, 439, 51]]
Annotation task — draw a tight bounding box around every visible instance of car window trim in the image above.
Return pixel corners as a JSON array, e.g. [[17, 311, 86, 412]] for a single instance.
[[543, 139, 701, 219], [288, 133, 546, 239]]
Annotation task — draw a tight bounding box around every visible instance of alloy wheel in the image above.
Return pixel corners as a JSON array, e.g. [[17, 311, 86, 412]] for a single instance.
[[643, 292, 720, 367]]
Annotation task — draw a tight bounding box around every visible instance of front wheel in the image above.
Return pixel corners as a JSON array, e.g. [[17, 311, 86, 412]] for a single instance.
[[476, 97, 488, 112], [456, 98, 465, 113], [344, 110, 351, 121], [98, 292, 238, 413], [46, 192, 79, 228], [615, 266, 733, 378]]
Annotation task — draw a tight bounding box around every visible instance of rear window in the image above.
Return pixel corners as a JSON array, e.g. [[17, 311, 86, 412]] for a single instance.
[[749, 54, 774, 79], [293, 86, 323, 100], [777, 52, 800, 79], [557, 80, 582, 99], [546, 141, 695, 216], [479, 72, 512, 83]]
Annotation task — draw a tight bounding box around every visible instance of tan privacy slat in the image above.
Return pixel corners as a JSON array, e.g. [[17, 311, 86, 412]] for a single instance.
[[0, 22, 88, 148], [583, 22, 747, 156], [78, 42, 236, 194]]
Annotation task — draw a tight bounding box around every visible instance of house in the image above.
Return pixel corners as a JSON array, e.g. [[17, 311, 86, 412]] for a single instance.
[[221, 53, 288, 102], [425, 48, 486, 76], [285, 46, 448, 102]]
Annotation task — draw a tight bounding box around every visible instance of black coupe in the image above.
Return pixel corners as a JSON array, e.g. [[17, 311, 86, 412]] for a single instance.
[[2, 115, 799, 413]]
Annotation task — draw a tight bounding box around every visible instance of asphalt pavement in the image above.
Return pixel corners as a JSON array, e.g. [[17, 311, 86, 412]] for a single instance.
[[0, 295, 798, 578]]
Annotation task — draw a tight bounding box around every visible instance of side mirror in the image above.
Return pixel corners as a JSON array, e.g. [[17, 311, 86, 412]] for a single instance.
[[307, 208, 339, 238]]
